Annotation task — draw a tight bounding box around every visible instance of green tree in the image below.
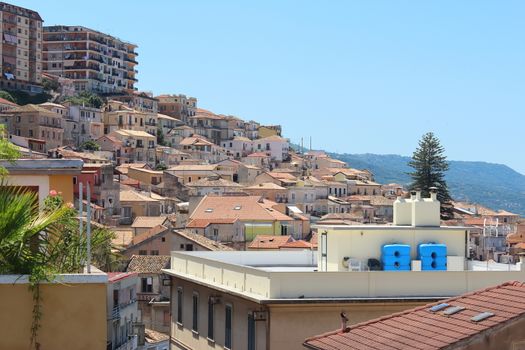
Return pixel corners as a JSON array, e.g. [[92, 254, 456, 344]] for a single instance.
[[64, 92, 103, 109], [0, 186, 115, 347], [79, 140, 100, 151], [0, 90, 15, 103], [157, 126, 167, 146], [408, 132, 453, 219]]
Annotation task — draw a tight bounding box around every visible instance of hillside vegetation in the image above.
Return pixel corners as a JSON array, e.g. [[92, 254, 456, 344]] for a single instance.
[[329, 153, 525, 216]]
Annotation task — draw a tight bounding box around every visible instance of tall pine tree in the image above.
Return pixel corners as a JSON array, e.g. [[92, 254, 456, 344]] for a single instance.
[[408, 132, 453, 219]]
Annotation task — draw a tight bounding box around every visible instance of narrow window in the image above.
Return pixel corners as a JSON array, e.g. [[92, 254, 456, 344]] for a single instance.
[[248, 313, 256, 350], [177, 288, 183, 325], [225, 305, 232, 349], [207, 298, 214, 340], [192, 293, 199, 332]]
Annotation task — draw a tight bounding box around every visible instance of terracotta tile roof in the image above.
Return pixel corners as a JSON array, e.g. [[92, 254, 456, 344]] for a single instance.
[[190, 195, 293, 223], [131, 225, 169, 246], [186, 218, 238, 228], [464, 217, 487, 226], [247, 152, 271, 157], [113, 129, 156, 139], [174, 230, 235, 251], [120, 190, 159, 202], [0, 97, 18, 106], [304, 281, 525, 350], [266, 172, 297, 180], [257, 135, 288, 142], [179, 135, 215, 147], [187, 176, 243, 188], [247, 235, 294, 249], [494, 210, 520, 217], [10, 104, 56, 114], [115, 163, 150, 175], [107, 271, 137, 283], [168, 164, 218, 172], [131, 216, 169, 228], [279, 240, 315, 249], [126, 255, 170, 273], [245, 182, 286, 190]]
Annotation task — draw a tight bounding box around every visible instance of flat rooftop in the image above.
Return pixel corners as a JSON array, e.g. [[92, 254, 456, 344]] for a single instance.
[[164, 251, 525, 303]]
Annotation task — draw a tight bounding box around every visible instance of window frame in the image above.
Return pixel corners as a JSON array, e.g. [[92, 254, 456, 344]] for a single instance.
[[225, 304, 233, 349], [207, 297, 215, 341], [192, 292, 199, 333], [176, 287, 183, 326]]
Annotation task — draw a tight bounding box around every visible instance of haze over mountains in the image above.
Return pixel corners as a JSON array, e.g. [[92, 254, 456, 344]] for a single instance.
[[329, 153, 525, 216]]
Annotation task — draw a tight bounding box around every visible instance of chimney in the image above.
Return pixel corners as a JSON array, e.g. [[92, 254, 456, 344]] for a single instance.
[[340, 311, 349, 332], [429, 187, 438, 201], [415, 190, 422, 201], [410, 190, 416, 200]]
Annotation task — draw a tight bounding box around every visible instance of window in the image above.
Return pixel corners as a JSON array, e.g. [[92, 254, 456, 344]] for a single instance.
[[248, 313, 255, 350], [177, 288, 183, 325], [161, 237, 166, 242], [185, 244, 193, 251], [150, 250, 159, 256], [225, 305, 232, 349], [192, 293, 199, 332], [141, 277, 153, 293], [207, 298, 214, 340], [73, 176, 77, 185]]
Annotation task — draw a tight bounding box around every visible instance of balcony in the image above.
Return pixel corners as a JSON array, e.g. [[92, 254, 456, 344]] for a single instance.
[[124, 57, 138, 64]]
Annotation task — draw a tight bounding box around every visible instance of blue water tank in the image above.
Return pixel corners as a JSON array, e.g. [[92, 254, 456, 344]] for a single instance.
[[417, 243, 447, 259], [382, 244, 411, 258], [382, 255, 411, 266], [421, 261, 447, 271], [383, 264, 411, 271]]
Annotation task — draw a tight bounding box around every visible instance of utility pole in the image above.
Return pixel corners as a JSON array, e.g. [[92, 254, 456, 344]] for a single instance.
[[86, 182, 92, 274]]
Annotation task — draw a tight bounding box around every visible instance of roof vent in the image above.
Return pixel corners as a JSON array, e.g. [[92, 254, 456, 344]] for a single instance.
[[429, 303, 449, 312], [471, 312, 495, 322], [205, 208, 213, 213], [443, 306, 466, 316], [234, 206, 241, 210]]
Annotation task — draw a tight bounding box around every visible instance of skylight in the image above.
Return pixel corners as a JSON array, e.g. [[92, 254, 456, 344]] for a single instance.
[[471, 312, 495, 322], [234, 206, 242, 210], [443, 306, 466, 315], [205, 208, 213, 213], [429, 303, 449, 312]]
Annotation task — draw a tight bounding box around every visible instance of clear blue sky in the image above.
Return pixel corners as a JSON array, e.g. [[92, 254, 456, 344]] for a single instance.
[[13, 0, 525, 174]]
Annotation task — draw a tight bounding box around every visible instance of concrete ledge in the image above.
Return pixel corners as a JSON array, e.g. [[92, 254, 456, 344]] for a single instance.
[[0, 269, 107, 284]]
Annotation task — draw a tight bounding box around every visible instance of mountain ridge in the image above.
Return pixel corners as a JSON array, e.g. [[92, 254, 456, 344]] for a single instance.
[[327, 152, 525, 216]]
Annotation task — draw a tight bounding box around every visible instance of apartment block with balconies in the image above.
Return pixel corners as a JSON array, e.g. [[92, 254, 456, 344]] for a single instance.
[[0, 2, 43, 92], [42, 25, 138, 93]]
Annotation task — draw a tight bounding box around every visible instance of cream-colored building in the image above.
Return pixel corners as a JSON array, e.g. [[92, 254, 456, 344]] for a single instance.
[[108, 129, 156, 164], [43, 25, 138, 93], [165, 191, 525, 350], [0, 2, 43, 91], [6, 104, 65, 151]]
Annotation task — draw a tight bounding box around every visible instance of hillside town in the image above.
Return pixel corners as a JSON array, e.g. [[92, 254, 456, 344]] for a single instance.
[[1, 2, 525, 350]]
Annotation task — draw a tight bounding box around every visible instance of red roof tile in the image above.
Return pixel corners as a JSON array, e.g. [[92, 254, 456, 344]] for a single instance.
[[247, 235, 294, 249], [279, 240, 315, 249], [304, 281, 525, 350], [107, 271, 137, 283]]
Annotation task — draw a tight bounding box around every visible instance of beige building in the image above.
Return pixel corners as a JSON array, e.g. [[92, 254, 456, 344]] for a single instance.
[[43, 25, 138, 93], [165, 191, 525, 350], [120, 188, 162, 224], [0, 2, 43, 92], [6, 104, 65, 151], [157, 94, 197, 123], [108, 129, 156, 164]]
